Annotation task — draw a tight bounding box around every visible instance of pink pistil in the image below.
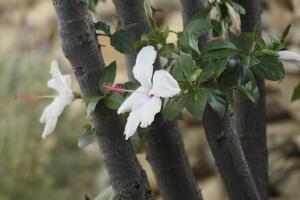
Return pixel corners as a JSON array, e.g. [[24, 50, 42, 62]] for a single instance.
[[103, 83, 134, 94]]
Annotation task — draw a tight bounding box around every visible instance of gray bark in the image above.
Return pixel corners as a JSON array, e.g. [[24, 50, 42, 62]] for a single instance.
[[234, 1, 268, 199], [52, 0, 152, 199], [180, 0, 262, 199], [114, 1, 203, 200]]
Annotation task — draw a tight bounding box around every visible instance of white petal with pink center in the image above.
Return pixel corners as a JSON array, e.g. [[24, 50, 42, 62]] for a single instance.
[[40, 60, 74, 139], [118, 46, 181, 140]]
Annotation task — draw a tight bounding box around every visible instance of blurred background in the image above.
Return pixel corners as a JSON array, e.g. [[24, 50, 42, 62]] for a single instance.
[[1, 0, 300, 199]]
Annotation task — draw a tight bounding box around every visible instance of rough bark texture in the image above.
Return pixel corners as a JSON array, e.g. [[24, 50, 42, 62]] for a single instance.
[[202, 107, 261, 200], [52, 1, 152, 199], [234, 1, 268, 199], [114, 1, 203, 200], [180, 0, 262, 199]]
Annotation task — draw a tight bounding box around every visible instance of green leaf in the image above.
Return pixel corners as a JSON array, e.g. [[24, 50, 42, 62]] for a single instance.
[[230, 33, 254, 54], [172, 52, 196, 81], [207, 89, 226, 118], [292, 81, 300, 101], [87, 102, 98, 116], [281, 24, 291, 43], [253, 25, 266, 49], [220, 58, 253, 87], [104, 94, 124, 110], [124, 82, 140, 90], [144, 0, 157, 30], [78, 125, 95, 148], [110, 30, 136, 54], [186, 88, 208, 120], [185, 19, 212, 52], [191, 7, 213, 20], [84, 96, 104, 116], [162, 96, 187, 120], [253, 56, 285, 81], [99, 61, 117, 93], [202, 39, 237, 52], [202, 48, 238, 60], [88, 0, 97, 12], [95, 21, 110, 35], [211, 19, 222, 37], [198, 59, 227, 82], [158, 43, 174, 58], [237, 81, 259, 104], [145, 31, 166, 44], [231, 2, 246, 14], [95, 186, 114, 200]]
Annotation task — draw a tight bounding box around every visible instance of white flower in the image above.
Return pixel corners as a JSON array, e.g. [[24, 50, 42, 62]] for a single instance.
[[226, 3, 241, 37], [277, 50, 300, 65], [39, 60, 74, 139], [117, 46, 181, 140]]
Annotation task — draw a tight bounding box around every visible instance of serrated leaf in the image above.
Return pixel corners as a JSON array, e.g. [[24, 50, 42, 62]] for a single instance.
[[104, 94, 124, 110], [253, 56, 285, 81], [99, 61, 117, 93], [186, 88, 208, 120], [95, 21, 110, 35], [292, 81, 300, 101], [78, 130, 95, 148], [95, 186, 114, 200], [172, 52, 196, 81], [110, 30, 136, 54]]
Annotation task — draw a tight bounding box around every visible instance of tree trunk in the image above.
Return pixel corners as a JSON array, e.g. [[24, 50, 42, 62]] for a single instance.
[[114, 1, 203, 200], [234, 1, 268, 199], [52, 1, 152, 199], [180, 0, 262, 199]]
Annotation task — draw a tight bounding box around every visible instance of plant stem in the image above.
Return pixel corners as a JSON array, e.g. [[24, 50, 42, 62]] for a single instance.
[[52, 0, 152, 199], [114, 0, 203, 199]]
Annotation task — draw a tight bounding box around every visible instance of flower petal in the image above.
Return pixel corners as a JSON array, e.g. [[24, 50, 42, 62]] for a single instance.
[[50, 60, 69, 87], [124, 111, 141, 140], [39, 96, 71, 138], [42, 118, 58, 139], [139, 96, 162, 128], [47, 75, 72, 95], [277, 50, 300, 64], [117, 87, 150, 114], [226, 3, 241, 37], [133, 46, 157, 89], [150, 70, 181, 98]]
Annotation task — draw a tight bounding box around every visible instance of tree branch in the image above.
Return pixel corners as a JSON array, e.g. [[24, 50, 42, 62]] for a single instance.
[[234, 1, 268, 199], [52, 1, 152, 199], [114, 0, 203, 200], [180, 0, 262, 199]]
